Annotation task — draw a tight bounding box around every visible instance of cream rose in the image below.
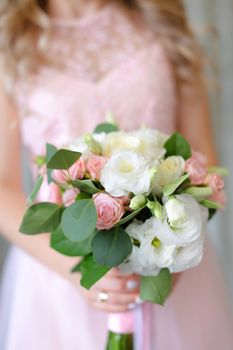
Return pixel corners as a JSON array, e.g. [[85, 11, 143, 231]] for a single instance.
[[102, 132, 141, 157], [102, 129, 167, 162], [152, 156, 185, 194]]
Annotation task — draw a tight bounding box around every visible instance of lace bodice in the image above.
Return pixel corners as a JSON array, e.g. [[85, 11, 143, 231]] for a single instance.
[[15, 1, 177, 156], [47, 3, 155, 82]]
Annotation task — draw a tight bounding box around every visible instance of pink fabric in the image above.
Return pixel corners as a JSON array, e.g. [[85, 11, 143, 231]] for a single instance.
[[1, 2, 233, 350], [108, 311, 135, 334]]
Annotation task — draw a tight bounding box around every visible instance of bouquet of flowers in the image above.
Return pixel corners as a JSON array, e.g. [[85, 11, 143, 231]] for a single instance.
[[19, 122, 227, 350]]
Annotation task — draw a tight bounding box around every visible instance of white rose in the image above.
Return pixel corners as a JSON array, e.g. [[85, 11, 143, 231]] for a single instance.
[[120, 217, 176, 276], [168, 236, 204, 273], [119, 245, 161, 276], [100, 151, 151, 196], [152, 156, 185, 194], [156, 194, 208, 246], [69, 137, 88, 153], [69, 132, 106, 155], [131, 129, 168, 162]]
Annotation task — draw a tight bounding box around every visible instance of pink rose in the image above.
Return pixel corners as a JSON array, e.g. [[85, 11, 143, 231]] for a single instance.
[[93, 193, 125, 230], [63, 188, 79, 207], [192, 151, 207, 166], [52, 158, 86, 183], [48, 183, 63, 205], [205, 174, 224, 192], [86, 155, 107, 180], [185, 151, 207, 185], [52, 169, 67, 184], [69, 158, 86, 180], [208, 190, 227, 207], [118, 196, 130, 206]]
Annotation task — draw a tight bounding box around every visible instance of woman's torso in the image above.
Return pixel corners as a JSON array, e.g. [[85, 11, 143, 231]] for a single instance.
[[14, 1, 177, 157]]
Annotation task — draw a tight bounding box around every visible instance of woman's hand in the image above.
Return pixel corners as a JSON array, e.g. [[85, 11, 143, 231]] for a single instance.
[[78, 270, 182, 313], [79, 268, 141, 313]]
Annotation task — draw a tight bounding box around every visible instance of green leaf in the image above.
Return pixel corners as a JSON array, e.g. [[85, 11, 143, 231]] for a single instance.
[[184, 186, 213, 200], [46, 143, 58, 183], [94, 123, 119, 134], [76, 192, 91, 200], [47, 149, 81, 170], [72, 254, 110, 289], [163, 173, 190, 196], [164, 132, 191, 160], [35, 155, 46, 167], [27, 175, 43, 206], [61, 199, 97, 242], [140, 268, 172, 305], [115, 207, 144, 226], [19, 202, 62, 235], [72, 179, 100, 195], [207, 166, 229, 176], [147, 200, 164, 219], [51, 226, 96, 256], [208, 208, 217, 220], [92, 227, 132, 267], [200, 199, 223, 209]]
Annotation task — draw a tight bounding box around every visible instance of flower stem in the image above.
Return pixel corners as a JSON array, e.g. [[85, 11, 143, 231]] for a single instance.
[[105, 331, 134, 350]]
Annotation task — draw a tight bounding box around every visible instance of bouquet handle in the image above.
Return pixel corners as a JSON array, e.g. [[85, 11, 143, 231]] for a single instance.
[[105, 305, 149, 350]]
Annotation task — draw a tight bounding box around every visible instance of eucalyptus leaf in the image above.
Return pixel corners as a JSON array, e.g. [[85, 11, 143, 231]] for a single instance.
[[72, 179, 100, 195], [76, 192, 91, 200], [51, 226, 96, 256], [46, 143, 58, 183], [92, 227, 132, 267], [27, 175, 43, 206], [200, 199, 223, 209], [47, 149, 81, 170], [163, 173, 190, 196], [94, 123, 119, 134], [140, 268, 172, 305], [19, 202, 62, 234], [72, 254, 110, 289], [61, 199, 97, 242], [115, 207, 144, 227], [164, 132, 191, 160]]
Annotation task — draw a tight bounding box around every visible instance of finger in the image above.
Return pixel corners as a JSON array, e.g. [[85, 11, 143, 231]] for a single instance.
[[172, 272, 181, 288], [91, 301, 137, 313], [90, 290, 139, 306], [106, 268, 122, 276], [93, 275, 140, 292]]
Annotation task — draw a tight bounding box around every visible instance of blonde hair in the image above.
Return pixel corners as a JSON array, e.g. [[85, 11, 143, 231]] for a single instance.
[[0, 0, 203, 93]]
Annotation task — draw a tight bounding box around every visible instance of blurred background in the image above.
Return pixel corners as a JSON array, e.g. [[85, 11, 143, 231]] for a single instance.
[[0, 0, 233, 303]]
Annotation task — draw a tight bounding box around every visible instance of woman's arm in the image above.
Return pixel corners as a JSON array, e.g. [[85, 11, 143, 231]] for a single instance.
[[177, 80, 218, 166], [0, 82, 82, 283], [0, 82, 140, 312]]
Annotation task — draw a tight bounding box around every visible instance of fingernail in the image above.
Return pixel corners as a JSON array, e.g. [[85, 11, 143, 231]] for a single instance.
[[135, 296, 144, 304], [127, 280, 138, 289], [128, 303, 136, 310]]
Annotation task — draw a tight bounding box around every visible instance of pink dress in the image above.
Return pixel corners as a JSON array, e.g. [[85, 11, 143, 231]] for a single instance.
[[1, 3, 233, 349]]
